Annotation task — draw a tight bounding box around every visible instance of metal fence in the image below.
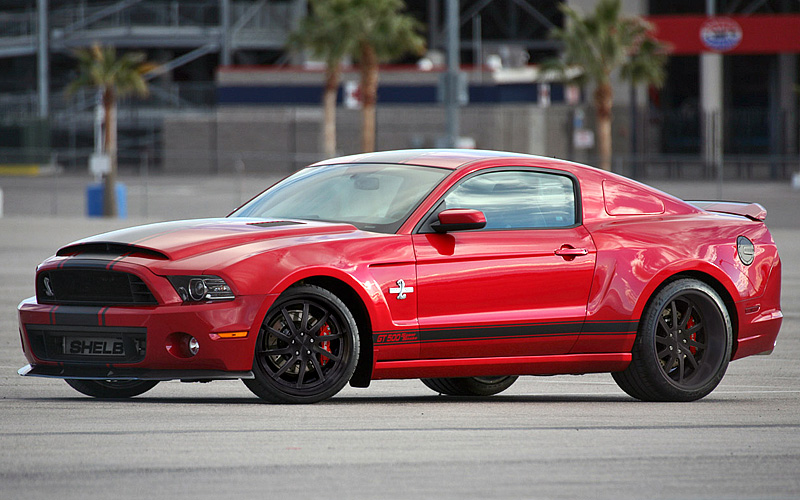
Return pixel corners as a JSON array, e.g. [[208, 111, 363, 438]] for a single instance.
[[0, 149, 286, 220], [1, 145, 798, 219]]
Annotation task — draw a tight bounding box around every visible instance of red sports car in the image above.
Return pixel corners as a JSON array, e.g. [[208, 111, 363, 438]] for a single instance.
[[17, 150, 782, 403]]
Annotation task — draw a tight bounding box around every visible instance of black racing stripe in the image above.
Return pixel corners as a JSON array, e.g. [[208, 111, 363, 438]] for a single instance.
[[373, 320, 640, 346], [419, 333, 579, 346], [53, 307, 104, 326], [57, 259, 115, 270], [421, 323, 583, 343], [110, 253, 133, 270], [52, 257, 131, 271]]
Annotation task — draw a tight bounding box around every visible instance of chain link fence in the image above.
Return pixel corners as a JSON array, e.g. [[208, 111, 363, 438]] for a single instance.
[[1, 144, 798, 220]]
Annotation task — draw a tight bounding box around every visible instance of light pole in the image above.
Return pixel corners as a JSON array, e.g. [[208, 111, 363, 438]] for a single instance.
[[444, 0, 460, 148]]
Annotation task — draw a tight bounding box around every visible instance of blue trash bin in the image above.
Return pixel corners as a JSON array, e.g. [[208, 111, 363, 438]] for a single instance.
[[86, 182, 127, 218]]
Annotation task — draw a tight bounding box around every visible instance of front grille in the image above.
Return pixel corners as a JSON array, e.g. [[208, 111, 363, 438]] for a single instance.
[[25, 325, 147, 363], [37, 269, 158, 306]]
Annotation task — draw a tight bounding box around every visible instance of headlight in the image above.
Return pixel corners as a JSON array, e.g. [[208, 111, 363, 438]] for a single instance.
[[167, 275, 235, 302], [188, 278, 207, 301], [737, 236, 755, 266]]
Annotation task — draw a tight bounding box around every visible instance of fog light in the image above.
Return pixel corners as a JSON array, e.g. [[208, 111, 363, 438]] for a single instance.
[[188, 336, 200, 356], [166, 332, 201, 359]]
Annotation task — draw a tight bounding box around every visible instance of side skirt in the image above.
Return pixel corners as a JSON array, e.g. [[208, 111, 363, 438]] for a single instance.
[[371, 353, 632, 380]]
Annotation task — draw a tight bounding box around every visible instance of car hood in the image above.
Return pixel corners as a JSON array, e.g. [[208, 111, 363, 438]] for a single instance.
[[56, 218, 360, 262]]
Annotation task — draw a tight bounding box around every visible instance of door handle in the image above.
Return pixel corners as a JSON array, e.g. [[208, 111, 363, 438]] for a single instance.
[[554, 246, 589, 257]]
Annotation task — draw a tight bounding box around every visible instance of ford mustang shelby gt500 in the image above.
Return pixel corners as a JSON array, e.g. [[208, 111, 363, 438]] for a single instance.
[[18, 150, 782, 403]]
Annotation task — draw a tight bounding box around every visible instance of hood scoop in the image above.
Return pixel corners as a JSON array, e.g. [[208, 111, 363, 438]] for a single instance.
[[57, 242, 169, 260], [247, 221, 304, 228]]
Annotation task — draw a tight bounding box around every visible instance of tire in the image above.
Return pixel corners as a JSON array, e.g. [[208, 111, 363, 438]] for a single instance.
[[65, 379, 159, 398], [421, 376, 518, 396], [243, 285, 359, 404], [613, 278, 732, 402]]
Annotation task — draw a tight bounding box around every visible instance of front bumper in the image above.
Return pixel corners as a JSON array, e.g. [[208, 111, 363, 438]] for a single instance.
[[18, 293, 273, 378]]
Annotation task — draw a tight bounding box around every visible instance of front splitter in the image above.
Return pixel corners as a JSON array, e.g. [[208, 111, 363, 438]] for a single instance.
[[19, 364, 254, 381]]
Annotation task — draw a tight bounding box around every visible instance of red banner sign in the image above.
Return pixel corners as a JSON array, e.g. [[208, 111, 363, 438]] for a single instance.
[[646, 15, 800, 54]]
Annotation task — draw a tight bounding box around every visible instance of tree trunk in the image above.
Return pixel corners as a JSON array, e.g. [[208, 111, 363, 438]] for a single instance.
[[322, 64, 341, 158], [102, 87, 118, 217], [594, 82, 613, 171], [359, 42, 378, 153]]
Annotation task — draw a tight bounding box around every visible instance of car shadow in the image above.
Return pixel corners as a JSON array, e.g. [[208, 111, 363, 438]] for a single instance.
[[26, 393, 641, 405]]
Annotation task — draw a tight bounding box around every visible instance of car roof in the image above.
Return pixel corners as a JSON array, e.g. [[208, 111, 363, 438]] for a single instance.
[[311, 149, 552, 170]]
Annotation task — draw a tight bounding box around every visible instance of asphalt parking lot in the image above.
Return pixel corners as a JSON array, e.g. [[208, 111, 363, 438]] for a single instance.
[[1, 172, 798, 499]]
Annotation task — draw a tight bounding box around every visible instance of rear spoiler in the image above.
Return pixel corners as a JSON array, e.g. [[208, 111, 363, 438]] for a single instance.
[[688, 201, 767, 221]]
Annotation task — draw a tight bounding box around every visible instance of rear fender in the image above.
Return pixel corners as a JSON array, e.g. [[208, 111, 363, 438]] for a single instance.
[[632, 260, 741, 320]]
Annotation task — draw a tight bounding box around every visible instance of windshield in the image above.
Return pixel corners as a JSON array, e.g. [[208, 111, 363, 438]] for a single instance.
[[230, 163, 450, 233]]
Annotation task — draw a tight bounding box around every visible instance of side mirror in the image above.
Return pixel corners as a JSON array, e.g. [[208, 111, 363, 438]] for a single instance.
[[431, 208, 486, 233]]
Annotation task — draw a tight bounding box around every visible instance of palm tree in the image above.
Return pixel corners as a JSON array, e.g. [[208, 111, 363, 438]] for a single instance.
[[349, 0, 425, 152], [546, 0, 667, 171], [288, 0, 358, 157], [290, 0, 425, 154], [67, 44, 150, 216]]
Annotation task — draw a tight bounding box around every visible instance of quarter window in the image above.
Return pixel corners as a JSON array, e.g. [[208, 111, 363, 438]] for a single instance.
[[441, 170, 576, 229]]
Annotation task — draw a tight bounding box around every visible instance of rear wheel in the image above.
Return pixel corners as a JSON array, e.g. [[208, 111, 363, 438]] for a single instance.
[[613, 279, 732, 402], [421, 376, 518, 396], [65, 379, 159, 398], [243, 285, 359, 403]]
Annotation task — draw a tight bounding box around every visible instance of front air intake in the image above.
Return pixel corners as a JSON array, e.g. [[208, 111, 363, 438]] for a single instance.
[[37, 269, 158, 306]]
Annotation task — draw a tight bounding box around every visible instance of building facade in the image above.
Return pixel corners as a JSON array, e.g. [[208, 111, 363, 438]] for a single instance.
[[0, 0, 797, 178]]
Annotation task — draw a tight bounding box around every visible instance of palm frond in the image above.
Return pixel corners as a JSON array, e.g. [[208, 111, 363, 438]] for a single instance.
[[67, 43, 150, 99], [546, 0, 666, 88]]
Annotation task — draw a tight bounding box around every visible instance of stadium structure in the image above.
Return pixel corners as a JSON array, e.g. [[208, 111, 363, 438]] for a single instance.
[[0, 0, 797, 178]]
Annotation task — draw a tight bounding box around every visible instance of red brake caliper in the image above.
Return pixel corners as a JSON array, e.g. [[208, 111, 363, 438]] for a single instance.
[[687, 317, 697, 355], [319, 324, 332, 365]]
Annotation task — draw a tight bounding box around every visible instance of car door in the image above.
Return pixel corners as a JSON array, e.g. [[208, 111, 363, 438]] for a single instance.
[[412, 169, 596, 359]]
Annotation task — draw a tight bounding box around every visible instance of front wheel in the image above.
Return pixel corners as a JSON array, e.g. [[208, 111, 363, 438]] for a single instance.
[[421, 376, 519, 396], [243, 285, 359, 404], [613, 279, 732, 402], [65, 379, 159, 398]]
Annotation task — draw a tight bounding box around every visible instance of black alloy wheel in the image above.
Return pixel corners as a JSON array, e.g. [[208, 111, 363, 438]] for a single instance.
[[65, 379, 159, 398], [244, 285, 359, 403], [613, 278, 732, 402], [421, 376, 519, 396]]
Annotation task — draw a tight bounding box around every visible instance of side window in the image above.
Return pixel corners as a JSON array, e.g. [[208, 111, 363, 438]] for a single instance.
[[441, 170, 576, 229]]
